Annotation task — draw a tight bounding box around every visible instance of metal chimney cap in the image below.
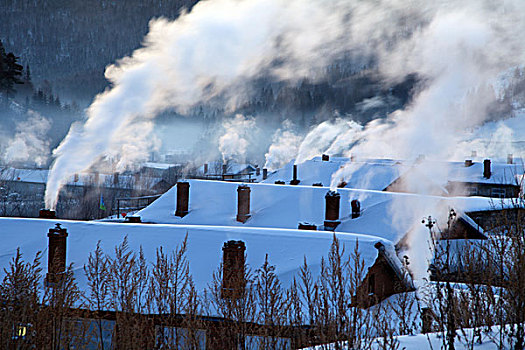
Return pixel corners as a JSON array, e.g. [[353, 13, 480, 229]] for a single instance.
[[326, 190, 340, 198]]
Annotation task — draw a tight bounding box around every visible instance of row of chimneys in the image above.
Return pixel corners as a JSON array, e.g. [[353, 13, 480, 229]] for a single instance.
[[41, 223, 247, 299], [465, 156, 514, 179], [464, 158, 494, 179], [175, 181, 360, 229]]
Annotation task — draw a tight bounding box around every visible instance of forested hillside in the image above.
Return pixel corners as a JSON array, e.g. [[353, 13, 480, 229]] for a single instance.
[[1, 0, 198, 103]]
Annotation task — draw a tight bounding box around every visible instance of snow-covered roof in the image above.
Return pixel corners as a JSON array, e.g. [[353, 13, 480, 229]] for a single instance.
[[0, 167, 48, 184], [0, 218, 392, 295], [142, 162, 181, 170], [0, 167, 164, 190], [263, 157, 407, 190], [197, 161, 256, 176], [446, 160, 524, 185], [263, 157, 524, 192], [138, 179, 511, 244]]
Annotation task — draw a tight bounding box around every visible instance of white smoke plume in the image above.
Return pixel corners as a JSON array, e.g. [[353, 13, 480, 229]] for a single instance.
[[218, 114, 256, 163], [264, 120, 302, 171], [45, 0, 357, 209], [44, 0, 525, 266], [4, 111, 51, 166], [295, 118, 361, 164]]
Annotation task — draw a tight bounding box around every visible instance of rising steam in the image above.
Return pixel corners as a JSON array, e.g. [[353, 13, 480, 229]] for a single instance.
[[264, 120, 302, 171], [45, 0, 525, 288], [4, 111, 51, 166], [218, 114, 256, 163]]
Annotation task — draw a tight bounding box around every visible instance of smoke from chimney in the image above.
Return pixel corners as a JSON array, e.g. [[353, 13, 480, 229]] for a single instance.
[[44, 0, 525, 212]]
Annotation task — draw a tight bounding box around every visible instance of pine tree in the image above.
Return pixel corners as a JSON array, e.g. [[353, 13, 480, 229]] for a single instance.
[[0, 41, 24, 104]]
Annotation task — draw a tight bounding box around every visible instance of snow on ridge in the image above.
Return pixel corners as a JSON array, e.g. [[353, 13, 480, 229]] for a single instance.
[[0, 217, 390, 295]]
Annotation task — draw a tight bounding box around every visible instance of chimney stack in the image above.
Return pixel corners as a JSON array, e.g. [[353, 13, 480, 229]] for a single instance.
[[94, 171, 100, 185], [175, 181, 190, 217], [483, 159, 491, 179], [262, 168, 268, 180], [39, 209, 56, 219], [204, 163, 208, 174], [351, 199, 361, 219], [290, 164, 300, 185], [324, 191, 341, 231], [322, 154, 329, 161], [236, 185, 251, 223], [464, 160, 473, 167], [222, 163, 228, 175], [113, 172, 119, 186], [298, 222, 317, 230], [222, 240, 246, 299], [507, 154, 513, 164], [256, 167, 260, 176], [46, 223, 68, 286]]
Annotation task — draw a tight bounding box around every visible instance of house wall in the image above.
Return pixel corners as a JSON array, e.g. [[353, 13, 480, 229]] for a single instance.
[[446, 181, 520, 198], [353, 254, 413, 308], [467, 208, 525, 232]]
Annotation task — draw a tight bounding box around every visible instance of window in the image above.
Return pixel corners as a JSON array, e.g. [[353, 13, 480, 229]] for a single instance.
[[491, 188, 506, 198]]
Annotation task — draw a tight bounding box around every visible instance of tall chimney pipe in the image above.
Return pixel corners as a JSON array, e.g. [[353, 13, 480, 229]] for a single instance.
[[204, 163, 208, 174], [290, 164, 300, 185], [324, 191, 341, 231], [222, 240, 246, 299], [113, 172, 119, 186], [46, 223, 68, 286], [262, 168, 268, 180], [175, 181, 190, 217], [236, 185, 251, 223], [256, 167, 260, 176], [507, 154, 513, 164], [483, 159, 491, 179], [222, 164, 228, 175]]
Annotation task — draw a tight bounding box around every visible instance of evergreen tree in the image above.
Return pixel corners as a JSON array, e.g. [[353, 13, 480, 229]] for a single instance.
[[0, 41, 24, 104]]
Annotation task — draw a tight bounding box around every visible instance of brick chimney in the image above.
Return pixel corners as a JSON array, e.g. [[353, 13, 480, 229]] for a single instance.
[[39, 209, 56, 219], [46, 223, 68, 286], [464, 160, 473, 167], [255, 166, 260, 176], [483, 159, 491, 179], [113, 172, 119, 186], [351, 199, 361, 219], [204, 163, 208, 174], [222, 163, 228, 175], [322, 154, 329, 161], [324, 191, 340, 231], [222, 240, 246, 299], [290, 164, 300, 185], [175, 181, 190, 217], [262, 168, 268, 180], [236, 185, 251, 223], [298, 222, 317, 230]]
